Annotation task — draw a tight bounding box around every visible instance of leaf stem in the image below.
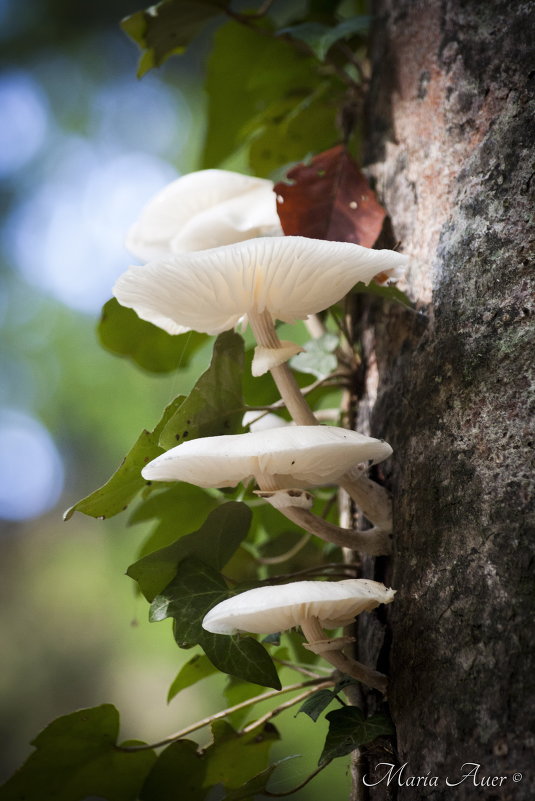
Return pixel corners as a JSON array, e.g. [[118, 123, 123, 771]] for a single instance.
[[255, 532, 311, 565], [263, 759, 333, 797], [240, 682, 333, 734], [116, 677, 332, 752]]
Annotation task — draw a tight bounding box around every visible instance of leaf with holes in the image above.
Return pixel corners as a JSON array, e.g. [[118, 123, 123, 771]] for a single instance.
[[274, 145, 386, 246], [121, 0, 226, 77], [64, 395, 185, 521], [159, 331, 245, 450]]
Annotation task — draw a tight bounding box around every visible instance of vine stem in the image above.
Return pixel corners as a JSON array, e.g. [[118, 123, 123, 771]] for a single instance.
[[240, 683, 333, 733], [116, 677, 333, 752], [300, 617, 388, 694], [263, 759, 333, 798]]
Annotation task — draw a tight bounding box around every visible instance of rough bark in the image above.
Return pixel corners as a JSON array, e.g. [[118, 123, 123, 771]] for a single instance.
[[354, 1, 534, 798]]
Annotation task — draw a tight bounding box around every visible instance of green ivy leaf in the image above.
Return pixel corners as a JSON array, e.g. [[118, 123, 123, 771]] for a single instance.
[[128, 502, 252, 601], [129, 484, 219, 556], [149, 557, 228, 639], [201, 632, 281, 690], [203, 720, 280, 790], [352, 281, 413, 308], [167, 653, 218, 702], [149, 558, 280, 688], [64, 395, 185, 521], [140, 740, 205, 801], [297, 689, 336, 722], [290, 333, 339, 379], [121, 0, 227, 77], [222, 757, 299, 801], [159, 331, 245, 450], [247, 82, 343, 178], [223, 676, 263, 729], [99, 298, 208, 374], [0, 705, 155, 801], [279, 16, 371, 62], [202, 21, 320, 168], [318, 707, 395, 765]]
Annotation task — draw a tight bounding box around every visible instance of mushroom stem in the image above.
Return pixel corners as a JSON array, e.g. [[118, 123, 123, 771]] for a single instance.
[[300, 616, 388, 694], [248, 308, 393, 532], [248, 309, 318, 425], [339, 467, 393, 532], [274, 506, 392, 556]]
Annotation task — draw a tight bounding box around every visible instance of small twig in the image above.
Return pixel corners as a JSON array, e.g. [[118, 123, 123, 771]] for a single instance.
[[240, 682, 333, 734], [271, 657, 322, 679], [263, 759, 333, 797], [116, 677, 330, 752], [255, 562, 359, 584], [256, 533, 311, 565]]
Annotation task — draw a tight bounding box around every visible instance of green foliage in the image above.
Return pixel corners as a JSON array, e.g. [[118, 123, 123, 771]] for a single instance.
[[149, 556, 228, 637], [247, 82, 343, 178], [128, 502, 252, 601], [290, 333, 339, 379], [203, 720, 279, 788], [121, 0, 226, 76], [159, 331, 245, 449], [223, 757, 299, 801], [353, 281, 414, 308], [141, 722, 280, 801], [279, 16, 371, 62], [64, 394, 185, 520], [297, 688, 337, 721], [318, 706, 395, 765], [202, 21, 326, 170], [99, 298, 208, 374], [129, 484, 219, 555], [167, 653, 218, 702], [0, 705, 155, 801], [140, 740, 204, 801], [149, 557, 281, 689], [201, 634, 281, 690]]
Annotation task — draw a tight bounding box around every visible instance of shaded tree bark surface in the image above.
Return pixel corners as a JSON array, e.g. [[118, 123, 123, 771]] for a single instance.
[[355, 1, 534, 798]]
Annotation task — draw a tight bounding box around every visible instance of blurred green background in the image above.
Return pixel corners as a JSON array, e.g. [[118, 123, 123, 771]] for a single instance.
[[0, 0, 350, 797]]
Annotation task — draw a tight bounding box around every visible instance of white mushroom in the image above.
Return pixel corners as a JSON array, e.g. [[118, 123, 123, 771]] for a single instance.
[[113, 236, 407, 384], [142, 425, 392, 489], [126, 169, 282, 262], [141, 426, 393, 554], [202, 578, 396, 693]]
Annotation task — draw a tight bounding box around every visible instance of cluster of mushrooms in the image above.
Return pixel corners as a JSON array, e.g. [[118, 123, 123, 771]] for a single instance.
[[116, 169, 408, 694]]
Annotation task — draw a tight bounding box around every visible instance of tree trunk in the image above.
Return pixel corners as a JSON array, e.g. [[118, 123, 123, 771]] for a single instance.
[[354, 1, 534, 798]]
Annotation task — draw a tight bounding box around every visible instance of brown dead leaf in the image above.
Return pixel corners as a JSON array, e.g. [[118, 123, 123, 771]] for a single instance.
[[273, 144, 386, 249]]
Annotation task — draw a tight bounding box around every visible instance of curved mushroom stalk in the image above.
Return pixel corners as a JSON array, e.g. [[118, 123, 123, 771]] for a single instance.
[[202, 579, 395, 696], [340, 467, 393, 533], [300, 616, 388, 694], [275, 505, 392, 556]]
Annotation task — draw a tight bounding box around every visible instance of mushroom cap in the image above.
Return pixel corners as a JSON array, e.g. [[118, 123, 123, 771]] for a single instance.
[[114, 236, 408, 336], [202, 578, 396, 634], [141, 425, 393, 489], [126, 169, 281, 261]]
